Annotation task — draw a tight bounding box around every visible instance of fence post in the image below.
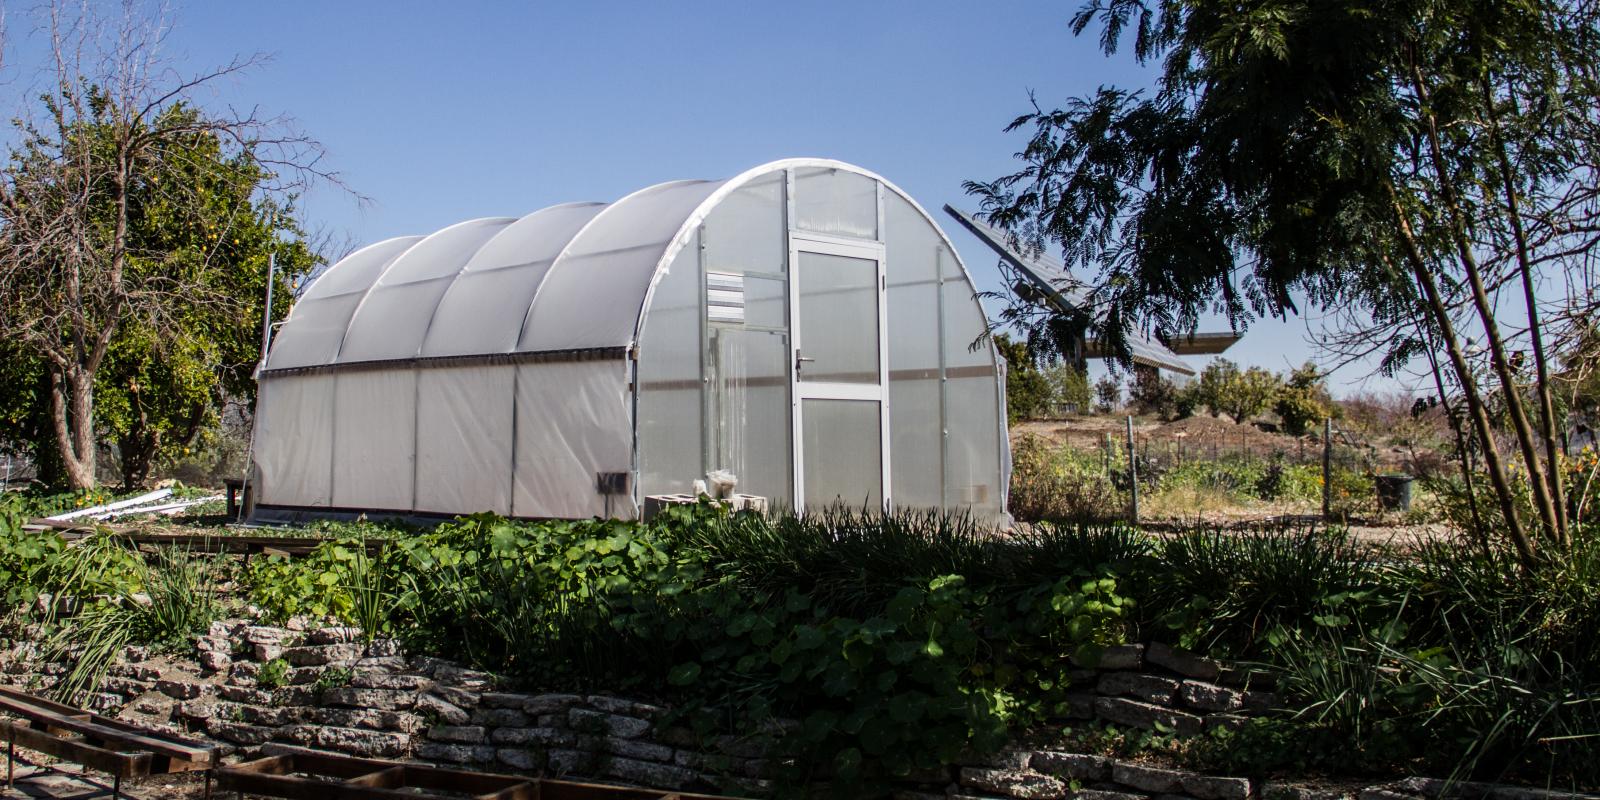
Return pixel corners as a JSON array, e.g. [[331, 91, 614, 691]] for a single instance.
[[1126, 415, 1140, 525], [1322, 417, 1332, 521], [1104, 432, 1113, 476]]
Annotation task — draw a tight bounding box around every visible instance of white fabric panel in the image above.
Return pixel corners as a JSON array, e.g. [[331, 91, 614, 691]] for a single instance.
[[331, 370, 416, 510], [512, 360, 633, 519], [423, 204, 606, 357], [520, 180, 726, 351], [254, 375, 335, 507], [266, 237, 424, 369], [337, 219, 515, 363], [415, 366, 514, 515]]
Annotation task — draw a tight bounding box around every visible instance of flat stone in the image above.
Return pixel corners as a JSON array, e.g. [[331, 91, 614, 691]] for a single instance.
[[416, 742, 497, 764], [276, 724, 410, 758], [497, 747, 542, 771], [1073, 791, 1150, 800], [320, 687, 417, 711], [234, 705, 304, 726], [428, 685, 480, 708], [1180, 681, 1245, 712], [601, 736, 673, 762], [1031, 752, 1110, 781], [1113, 762, 1191, 794], [1204, 714, 1249, 732], [435, 664, 495, 691], [306, 626, 362, 645], [960, 767, 1068, 799], [1146, 642, 1223, 681], [470, 707, 529, 727], [587, 695, 665, 719], [1261, 784, 1353, 800], [1184, 775, 1252, 800], [491, 726, 578, 747], [198, 650, 233, 674], [1094, 697, 1204, 736], [569, 708, 650, 739], [101, 677, 154, 696], [156, 679, 207, 700], [305, 707, 421, 733], [416, 693, 470, 725], [218, 685, 276, 704], [1359, 790, 1416, 800], [108, 663, 162, 681], [480, 692, 530, 708], [350, 670, 431, 691], [253, 643, 286, 661], [1098, 672, 1182, 704], [599, 757, 700, 790], [547, 748, 598, 776], [206, 719, 273, 745], [430, 725, 488, 743], [1062, 693, 1096, 719], [524, 693, 584, 715], [283, 643, 365, 666], [244, 626, 295, 645]]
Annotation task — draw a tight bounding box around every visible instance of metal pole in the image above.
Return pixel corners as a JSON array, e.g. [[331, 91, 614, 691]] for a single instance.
[[1322, 417, 1333, 521], [1103, 432, 1112, 476], [1126, 415, 1139, 524]]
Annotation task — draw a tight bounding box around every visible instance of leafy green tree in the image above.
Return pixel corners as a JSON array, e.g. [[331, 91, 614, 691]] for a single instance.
[[996, 333, 1051, 423], [967, 0, 1600, 563], [1274, 362, 1336, 436], [0, 4, 330, 489], [1094, 375, 1122, 413]]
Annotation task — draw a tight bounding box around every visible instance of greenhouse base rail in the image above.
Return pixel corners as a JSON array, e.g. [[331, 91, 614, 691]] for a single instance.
[[0, 685, 217, 799], [219, 744, 740, 800]]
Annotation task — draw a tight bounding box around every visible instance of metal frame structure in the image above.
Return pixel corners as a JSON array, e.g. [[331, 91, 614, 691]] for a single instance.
[[252, 159, 1010, 524], [218, 746, 737, 800], [0, 686, 217, 799]]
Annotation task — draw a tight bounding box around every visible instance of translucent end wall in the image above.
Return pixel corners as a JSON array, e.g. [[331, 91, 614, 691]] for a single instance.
[[636, 166, 1006, 519]]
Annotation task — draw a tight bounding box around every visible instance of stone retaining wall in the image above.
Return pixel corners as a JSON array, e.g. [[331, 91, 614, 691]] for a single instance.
[[0, 621, 1591, 800]]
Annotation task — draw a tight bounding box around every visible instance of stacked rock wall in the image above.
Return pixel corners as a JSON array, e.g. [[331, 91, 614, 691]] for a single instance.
[[0, 622, 1592, 800]]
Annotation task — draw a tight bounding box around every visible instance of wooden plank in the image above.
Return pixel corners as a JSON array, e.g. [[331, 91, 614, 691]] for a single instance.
[[0, 687, 213, 764], [1, 721, 152, 779]]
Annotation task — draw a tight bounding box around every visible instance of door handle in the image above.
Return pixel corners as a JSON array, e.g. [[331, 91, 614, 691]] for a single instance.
[[795, 351, 816, 372]]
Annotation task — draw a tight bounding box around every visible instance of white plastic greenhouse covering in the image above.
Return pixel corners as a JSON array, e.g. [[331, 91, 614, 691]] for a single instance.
[[251, 159, 1010, 523]]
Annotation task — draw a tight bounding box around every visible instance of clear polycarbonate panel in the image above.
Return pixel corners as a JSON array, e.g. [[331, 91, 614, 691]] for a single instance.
[[336, 219, 514, 363], [743, 274, 787, 329], [885, 192, 946, 508], [802, 399, 882, 511], [637, 236, 705, 497], [414, 366, 514, 515], [512, 360, 634, 519], [422, 204, 606, 358], [944, 375, 1002, 516], [796, 250, 879, 383], [253, 375, 334, 507], [709, 327, 792, 507], [940, 245, 1004, 516], [521, 179, 726, 352], [265, 237, 423, 369], [794, 167, 877, 239], [703, 170, 786, 275], [886, 281, 943, 510], [889, 377, 943, 509], [942, 246, 991, 370], [331, 370, 416, 510]]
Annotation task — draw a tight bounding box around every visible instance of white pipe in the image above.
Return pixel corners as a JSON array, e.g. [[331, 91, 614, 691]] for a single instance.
[[46, 489, 172, 521]]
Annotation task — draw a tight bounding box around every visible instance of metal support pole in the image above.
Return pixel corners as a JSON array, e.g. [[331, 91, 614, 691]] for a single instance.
[[7, 730, 13, 788], [113, 774, 121, 799], [1322, 417, 1333, 521], [1103, 432, 1113, 476], [1126, 416, 1139, 524]]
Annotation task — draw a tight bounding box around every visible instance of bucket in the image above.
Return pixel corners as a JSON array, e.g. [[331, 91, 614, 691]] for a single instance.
[[1374, 474, 1414, 512]]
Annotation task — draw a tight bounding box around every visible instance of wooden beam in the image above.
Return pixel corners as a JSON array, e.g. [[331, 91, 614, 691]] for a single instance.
[[2, 721, 152, 779]]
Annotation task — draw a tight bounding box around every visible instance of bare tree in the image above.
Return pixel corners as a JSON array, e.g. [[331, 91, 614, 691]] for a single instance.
[[0, 1, 342, 488]]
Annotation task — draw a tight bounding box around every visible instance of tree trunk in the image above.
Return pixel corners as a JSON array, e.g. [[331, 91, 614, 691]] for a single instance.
[[48, 365, 97, 490], [1390, 188, 1538, 566]]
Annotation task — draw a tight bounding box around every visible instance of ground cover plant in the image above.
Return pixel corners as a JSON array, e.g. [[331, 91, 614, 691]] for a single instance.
[[2, 490, 1595, 792]]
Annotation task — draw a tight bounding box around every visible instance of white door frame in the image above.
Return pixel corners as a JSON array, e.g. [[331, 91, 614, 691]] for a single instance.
[[787, 231, 891, 512]]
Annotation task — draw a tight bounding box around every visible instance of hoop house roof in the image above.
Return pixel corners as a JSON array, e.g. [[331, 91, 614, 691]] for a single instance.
[[272, 159, 954, 372]]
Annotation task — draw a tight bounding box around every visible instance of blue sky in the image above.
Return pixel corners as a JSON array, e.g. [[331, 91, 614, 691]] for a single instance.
[[11, 1, 1410, 396]]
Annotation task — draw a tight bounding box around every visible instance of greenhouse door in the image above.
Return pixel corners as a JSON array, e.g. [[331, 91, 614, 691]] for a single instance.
[[789, 234, 890, 512]]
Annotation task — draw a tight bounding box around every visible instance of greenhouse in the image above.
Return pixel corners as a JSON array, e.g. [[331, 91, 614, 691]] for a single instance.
[[249, 159, 1008, 523]]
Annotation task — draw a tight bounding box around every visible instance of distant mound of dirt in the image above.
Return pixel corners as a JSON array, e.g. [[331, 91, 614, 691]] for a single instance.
[[1149, 415, 1296, 450]]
